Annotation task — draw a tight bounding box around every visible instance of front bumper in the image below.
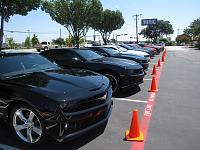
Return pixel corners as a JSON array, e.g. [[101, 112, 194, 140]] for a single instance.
[[44, 87, 113, 142], [141, 62, 149, 71], [120, 73, 144, 89]]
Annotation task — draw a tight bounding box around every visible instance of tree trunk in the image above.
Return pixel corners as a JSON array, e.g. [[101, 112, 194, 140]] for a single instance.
[[0, 16, 4, 50], [75, 36, 80, 48], [103, 33, 107, 45]]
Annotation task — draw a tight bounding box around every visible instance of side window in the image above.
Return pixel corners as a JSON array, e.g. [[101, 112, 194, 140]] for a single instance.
[[48, 42, 50, 45]]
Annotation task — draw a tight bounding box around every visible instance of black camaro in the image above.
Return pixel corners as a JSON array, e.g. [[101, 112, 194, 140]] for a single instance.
[[41, 48, 145, 94], [87, 46, 149, 70], [0, 51, 113, 145]]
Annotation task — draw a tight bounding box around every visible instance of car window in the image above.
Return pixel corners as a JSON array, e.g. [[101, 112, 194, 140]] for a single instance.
[[75, 49, 104, 61], [101, 48, 119, 55], [0, 53, 59, 78], [41, 42, 47, 45]]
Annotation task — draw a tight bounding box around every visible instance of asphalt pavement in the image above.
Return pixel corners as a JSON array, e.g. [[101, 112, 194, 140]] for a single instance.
[[0, 46, 200, 150]]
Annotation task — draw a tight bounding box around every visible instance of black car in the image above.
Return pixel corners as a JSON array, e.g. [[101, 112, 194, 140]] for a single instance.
[[87, 46, 149, 70], [41, 48, 145, 94], [0, 51, 113, 145]]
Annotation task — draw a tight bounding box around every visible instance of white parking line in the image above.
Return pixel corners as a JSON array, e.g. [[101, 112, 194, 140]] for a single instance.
[[143, 78, 152, 81], [112, 98, 147, 103]]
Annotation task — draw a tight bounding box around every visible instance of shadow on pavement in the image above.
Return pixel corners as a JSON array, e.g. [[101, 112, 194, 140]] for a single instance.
[[113, 85, 141, 98], [0, 119, 107, 150]]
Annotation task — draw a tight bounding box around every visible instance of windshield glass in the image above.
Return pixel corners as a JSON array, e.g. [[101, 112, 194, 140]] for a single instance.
[[0, 53, 59, 78], [119, 44, 134, 50], [102, 47, 119, 55], [76, 49, 104, 60]]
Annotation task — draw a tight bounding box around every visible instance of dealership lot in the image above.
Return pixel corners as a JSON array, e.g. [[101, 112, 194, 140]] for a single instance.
[[0, 46, 200, 150]]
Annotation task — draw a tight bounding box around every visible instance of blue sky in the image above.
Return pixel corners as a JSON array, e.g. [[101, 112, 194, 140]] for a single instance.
[[4, 0, 200, 43]]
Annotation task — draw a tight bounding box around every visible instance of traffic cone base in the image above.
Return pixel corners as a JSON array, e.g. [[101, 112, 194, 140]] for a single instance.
[[148, 77, 159, 92], [148, 88, 159, 92], [125, 130, 144, 142]]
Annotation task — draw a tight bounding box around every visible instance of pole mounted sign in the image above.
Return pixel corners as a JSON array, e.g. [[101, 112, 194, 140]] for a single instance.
[[141, 19, 157, 26]]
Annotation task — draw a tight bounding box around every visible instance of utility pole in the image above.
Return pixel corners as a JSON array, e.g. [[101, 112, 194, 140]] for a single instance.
[[133, 14, 142, 43], [27, 30, 30, 38], [60, 28, 61, 38], [93, 30, 96, 42]]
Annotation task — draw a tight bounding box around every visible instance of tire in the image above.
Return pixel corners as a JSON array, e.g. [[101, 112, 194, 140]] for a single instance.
[[103, 72, 120, 94], [36, 49, 41, 52], [10, 104, 46, 146], [44, 46, 48, 51]]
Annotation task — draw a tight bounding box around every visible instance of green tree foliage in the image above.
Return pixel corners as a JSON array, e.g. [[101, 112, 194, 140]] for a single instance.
[[184, 18, 200, 40], [52, 38, 65, 46], [0, 0, 41, 49], [6, 37, 16, 49], [42, 0, 103, 48], [140, 20, 174, 43], [92, 9, 124, 45], [176, 34, 191, 45], [24, 37, 31, 48], [31, 34, 40, 46]]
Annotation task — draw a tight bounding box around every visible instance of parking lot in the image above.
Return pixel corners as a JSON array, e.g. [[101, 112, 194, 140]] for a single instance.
[[0, 46, 200, 150]]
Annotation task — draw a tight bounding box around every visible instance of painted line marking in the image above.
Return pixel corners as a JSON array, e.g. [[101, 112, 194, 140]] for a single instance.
[[143, 79, 152, 81], [131, 60, 164, 150], [112, 98, 147, 103]]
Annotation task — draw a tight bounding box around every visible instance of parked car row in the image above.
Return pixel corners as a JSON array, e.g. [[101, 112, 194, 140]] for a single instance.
[[0, 43, 164, 145]]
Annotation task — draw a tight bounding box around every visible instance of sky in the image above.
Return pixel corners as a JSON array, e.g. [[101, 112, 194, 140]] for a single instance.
[[3, 0, 200, 43]]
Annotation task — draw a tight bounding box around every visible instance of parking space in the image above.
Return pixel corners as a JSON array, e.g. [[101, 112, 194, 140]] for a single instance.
[[0, 46, 199, 150]]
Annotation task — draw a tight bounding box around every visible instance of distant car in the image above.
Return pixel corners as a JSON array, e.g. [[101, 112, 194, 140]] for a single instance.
[[87, 46, 149, 70], [127, 43, 155, 57], [34, 41, 58, 52], [101, 45, 151, 62], [0, 50, 112, 145], [138, 43, 162, 54], [118, 44, 151, 58], [41, 48, 145, 94]]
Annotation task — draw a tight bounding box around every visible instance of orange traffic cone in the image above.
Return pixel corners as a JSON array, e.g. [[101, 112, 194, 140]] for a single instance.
[[151, 64, 157, 75], [148, 76, 159, 92], [157, 59, 161, 67], [162, 53, 165, 62], [125, 110, 144, 141]]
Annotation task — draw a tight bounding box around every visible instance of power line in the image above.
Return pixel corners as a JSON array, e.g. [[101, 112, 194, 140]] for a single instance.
[[4, 30, 59, 35]]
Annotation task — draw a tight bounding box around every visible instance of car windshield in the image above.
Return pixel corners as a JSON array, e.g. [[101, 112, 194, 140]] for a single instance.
[[101, 47, 120, 55], [76, 49, 104, 61], [119, 44, 134, 50], [0, 53, 59, 79]]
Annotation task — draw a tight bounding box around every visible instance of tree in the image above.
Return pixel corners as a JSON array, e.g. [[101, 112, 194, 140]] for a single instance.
[[184, 18, 200, 40], [140, 20, 174, 43], [0, 0, 41, 49], [176, 34, 191, 45], [52, 37, 65, 46], [42, 0, 103, 48], [24, 37, 31, 48], [6, 37, 16, 49], [31, 34, 39, 46], [92, 9, 124, 45]]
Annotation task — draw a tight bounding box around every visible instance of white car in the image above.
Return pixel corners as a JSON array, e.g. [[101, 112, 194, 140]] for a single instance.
[[99, 45, 150, 61]]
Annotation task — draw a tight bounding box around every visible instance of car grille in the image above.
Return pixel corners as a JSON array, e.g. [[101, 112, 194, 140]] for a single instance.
[[134, 69, 144, 75], [142, 59, 148, 63], [62, 92, 107, 113]]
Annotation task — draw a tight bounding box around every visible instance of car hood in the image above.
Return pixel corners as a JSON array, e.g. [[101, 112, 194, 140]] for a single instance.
[[6, 69, 109, 101], [118, 53, 146, 60], [90, 57, 141, 68], [121, 50, 149, 56]]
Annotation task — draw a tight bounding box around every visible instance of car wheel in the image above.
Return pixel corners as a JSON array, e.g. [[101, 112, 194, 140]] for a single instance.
[[10, 104, 46, 145], [104, 72, 120, 94], [36, 49, 41, 52], [44, 47, 48, 51]]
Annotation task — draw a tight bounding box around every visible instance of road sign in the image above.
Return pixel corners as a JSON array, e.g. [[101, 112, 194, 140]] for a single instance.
[[141, 19, 157, 26]]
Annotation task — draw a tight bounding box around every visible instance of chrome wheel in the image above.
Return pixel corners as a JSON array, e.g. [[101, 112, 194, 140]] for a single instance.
[[13, 108, 42, 144]]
